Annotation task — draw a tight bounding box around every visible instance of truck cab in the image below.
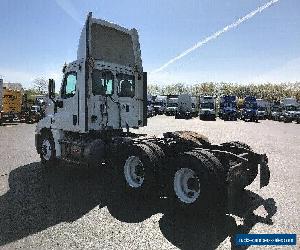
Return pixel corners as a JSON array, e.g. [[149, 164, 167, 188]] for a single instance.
[[219, 95, 237, 121], [240, 96, 258, 122], [165, 97, 178, 116], [175, 94, 193, 119], [36, 13, 147, 164], [153, 95, 167, 115], [199, 96, 216, 120]]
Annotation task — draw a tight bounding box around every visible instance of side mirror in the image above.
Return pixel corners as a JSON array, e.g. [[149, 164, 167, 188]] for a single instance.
[[48, 79, 55, 101]]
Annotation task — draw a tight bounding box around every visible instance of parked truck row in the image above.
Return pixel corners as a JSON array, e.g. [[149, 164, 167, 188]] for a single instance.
[[147, 93, 299, 123]]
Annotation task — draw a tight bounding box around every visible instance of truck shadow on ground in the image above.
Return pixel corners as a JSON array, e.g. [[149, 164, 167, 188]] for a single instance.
[[0, 162, 159, 246], [0, 162, 277, 249], [159, 192, 276, 250]]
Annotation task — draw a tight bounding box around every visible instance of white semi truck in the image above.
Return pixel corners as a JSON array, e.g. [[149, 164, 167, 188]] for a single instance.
[[175, 94, 193, 119], [280, 97, 298, 123], [199, 96, 216, 120], [256, 99, 270, 120], [153, 95, 167, 115], [35, 13, 270, 211], [165, 97, 178, 116]]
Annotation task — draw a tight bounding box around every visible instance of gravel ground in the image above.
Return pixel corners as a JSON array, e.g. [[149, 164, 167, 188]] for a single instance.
[[0, 117, 299, 250]]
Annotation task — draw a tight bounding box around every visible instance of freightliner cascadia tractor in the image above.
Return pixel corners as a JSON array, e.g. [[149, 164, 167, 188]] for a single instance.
[[35, 13, 270, 212]]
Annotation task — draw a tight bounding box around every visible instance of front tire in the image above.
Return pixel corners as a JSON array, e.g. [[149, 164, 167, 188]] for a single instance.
[[39, 131, 58, 169]]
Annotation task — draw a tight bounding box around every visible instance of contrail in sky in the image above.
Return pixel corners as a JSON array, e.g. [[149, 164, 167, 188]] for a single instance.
[[151, 0, 280, 74], [55, 0, 81, 25]]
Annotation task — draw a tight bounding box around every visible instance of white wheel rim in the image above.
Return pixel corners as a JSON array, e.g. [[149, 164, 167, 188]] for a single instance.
[[174, 168, 200, 204], [124, 156, 145, 188], [42, 139, 52, 161]]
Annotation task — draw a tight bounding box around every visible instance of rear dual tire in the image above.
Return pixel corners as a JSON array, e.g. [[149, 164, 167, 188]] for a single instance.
[[168, 150, 226, 214], [113, 143, 161, 201]]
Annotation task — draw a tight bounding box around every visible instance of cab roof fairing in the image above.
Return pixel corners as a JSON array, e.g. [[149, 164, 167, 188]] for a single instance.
[[77, 15, 143, 72]]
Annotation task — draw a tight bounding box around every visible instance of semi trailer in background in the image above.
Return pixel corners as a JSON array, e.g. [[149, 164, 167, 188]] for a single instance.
[[199, 96, 216, 120], [218, 95, 238, 121], [0, 83, 23, 124], [175, 94, 193, 119]]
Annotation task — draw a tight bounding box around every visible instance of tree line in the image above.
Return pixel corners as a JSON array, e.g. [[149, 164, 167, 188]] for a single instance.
[[148, 82, 300, 101]]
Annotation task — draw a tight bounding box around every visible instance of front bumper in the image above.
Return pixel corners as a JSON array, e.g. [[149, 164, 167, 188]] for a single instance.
[[166, 110, 176, 115], [199, 112, 216, 119]]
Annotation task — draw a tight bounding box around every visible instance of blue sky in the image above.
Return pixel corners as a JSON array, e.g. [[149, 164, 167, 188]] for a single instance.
[[0, 0, 299, 88]]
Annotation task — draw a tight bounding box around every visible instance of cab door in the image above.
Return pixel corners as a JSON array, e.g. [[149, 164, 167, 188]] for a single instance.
[[53, 70, 80, 131]]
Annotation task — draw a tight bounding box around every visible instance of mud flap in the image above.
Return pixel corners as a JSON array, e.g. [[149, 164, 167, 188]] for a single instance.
[[260, 154, 270, 188]]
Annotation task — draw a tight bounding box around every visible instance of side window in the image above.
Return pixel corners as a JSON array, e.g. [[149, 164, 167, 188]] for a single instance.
[[92, 70, 114, 96], [117, 73, 135, 97], [62, 72, 77, 98]]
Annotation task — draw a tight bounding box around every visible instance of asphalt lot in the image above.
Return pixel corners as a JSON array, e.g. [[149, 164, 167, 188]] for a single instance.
[[0, 116, 299, 249]]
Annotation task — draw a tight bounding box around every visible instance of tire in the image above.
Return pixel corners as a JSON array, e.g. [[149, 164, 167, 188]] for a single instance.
[[168, 150, 226, 213], [113, 143, 159, 200], [39, 131, 58, 169]]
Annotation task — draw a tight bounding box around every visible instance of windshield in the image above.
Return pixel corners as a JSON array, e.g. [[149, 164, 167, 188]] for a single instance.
[[167, 103, 178, 108], [244, 102, 257, 109], [201, 103, 214, 109], [224, 102, 236, 109], [285, 105, 296, 111], [154, 101, 163, 106], [272, 106, 282, 112]]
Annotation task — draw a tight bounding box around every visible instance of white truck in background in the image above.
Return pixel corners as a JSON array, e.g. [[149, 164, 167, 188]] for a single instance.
[[280, 97, 298, 123], [153, 95, 167, 115], [175, 94, 193, 119], [199, 96, 216, 120], [256, 99, 270, 120], [165, 97, 178, 116]]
